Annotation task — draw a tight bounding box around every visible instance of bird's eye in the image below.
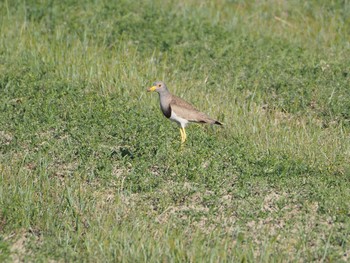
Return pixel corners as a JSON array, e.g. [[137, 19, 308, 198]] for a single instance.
[[158, 84, 161, 87]]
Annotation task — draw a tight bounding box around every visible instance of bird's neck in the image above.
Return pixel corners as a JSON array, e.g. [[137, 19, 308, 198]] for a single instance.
[[158, 91, 172, 117], [158, 90, 169, 99]]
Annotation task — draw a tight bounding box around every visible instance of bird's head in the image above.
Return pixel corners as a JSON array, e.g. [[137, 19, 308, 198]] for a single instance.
[[147, 81, 168, 93]]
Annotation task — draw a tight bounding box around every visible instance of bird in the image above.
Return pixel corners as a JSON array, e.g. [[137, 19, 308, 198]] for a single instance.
[[147, 81, 222, 144]]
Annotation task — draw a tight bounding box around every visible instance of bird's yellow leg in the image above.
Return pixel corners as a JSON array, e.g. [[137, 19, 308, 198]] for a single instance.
[[179, 128, 184, 143], [180, 127, 187, 144]]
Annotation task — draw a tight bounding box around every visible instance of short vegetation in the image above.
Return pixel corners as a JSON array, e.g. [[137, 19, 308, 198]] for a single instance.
[[0, 0, 349, 262]]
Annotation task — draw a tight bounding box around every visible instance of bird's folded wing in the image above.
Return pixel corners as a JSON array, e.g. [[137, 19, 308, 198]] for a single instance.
[[170, 97, 212, 123]]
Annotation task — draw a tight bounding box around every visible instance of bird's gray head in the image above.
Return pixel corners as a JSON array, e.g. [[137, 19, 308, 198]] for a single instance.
[[147, 81, 168, 93]]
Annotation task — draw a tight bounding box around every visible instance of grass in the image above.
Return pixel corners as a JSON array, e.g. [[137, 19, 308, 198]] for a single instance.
[[0, 0, 349, 262]]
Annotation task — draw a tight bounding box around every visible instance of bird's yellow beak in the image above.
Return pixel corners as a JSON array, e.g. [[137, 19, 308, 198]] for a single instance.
[[147, 86, 157, 92]]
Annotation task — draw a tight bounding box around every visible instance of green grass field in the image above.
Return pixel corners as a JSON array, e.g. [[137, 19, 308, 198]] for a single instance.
[[1, 0, 349, 261]]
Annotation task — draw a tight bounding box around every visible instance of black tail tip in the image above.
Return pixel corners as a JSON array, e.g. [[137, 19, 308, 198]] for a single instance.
[[214, 120, 223, 125]]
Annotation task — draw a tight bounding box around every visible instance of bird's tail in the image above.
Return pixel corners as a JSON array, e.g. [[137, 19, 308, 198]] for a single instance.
[[198, 117, 223, 125], [213, 120, 223, 125]]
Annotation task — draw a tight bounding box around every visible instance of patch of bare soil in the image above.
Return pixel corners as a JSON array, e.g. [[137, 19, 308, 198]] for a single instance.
[[7, 229, 42, 263]]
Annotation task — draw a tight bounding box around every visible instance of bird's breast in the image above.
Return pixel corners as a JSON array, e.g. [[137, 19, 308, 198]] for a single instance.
[[160, 103, 171, 118]]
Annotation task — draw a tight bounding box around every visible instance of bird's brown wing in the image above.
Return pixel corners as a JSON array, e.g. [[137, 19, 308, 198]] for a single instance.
[[170, 96, 218, 124]]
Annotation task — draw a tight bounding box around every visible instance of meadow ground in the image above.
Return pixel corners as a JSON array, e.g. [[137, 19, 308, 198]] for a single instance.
[[0, 0, 349, 262]]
